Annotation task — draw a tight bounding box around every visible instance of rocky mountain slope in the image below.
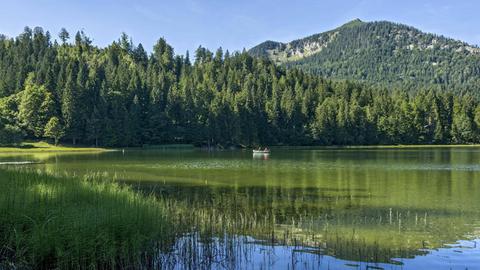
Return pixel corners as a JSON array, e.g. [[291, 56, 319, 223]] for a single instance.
[[249, 19, 480, 91]]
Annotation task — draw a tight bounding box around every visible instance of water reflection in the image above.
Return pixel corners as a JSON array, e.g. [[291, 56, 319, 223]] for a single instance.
[[159, 236, 479, 270], [1, 147, 480, 268], [253, 152, 270, 160]]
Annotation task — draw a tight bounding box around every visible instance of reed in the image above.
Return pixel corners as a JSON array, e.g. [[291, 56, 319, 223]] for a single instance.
[[1, 168, 477, 269], [0, 169, 177, 269]]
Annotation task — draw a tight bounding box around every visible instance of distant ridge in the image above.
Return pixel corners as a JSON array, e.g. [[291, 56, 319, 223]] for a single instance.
[[249, 19, 480, 91]]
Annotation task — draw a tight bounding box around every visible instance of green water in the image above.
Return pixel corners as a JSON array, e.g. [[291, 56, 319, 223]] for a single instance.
[[2, 147, 480, 268]]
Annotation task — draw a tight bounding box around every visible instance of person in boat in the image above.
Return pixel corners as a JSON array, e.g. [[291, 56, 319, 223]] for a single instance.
[[264, 147, 269, 152]]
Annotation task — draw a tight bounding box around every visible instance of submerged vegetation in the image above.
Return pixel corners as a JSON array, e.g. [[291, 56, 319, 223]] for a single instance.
[[1, 154, 479, 269], [1, 27, 480, 148]]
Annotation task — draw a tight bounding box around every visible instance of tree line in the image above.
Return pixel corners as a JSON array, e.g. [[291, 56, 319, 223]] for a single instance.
[[0, 27, 479, 147]]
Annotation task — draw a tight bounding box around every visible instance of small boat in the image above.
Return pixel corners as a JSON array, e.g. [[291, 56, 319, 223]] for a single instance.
[[253, 149, 270, 154]]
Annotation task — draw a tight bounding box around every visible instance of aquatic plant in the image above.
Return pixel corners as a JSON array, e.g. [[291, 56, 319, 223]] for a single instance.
[[0, 170, 177, 269]]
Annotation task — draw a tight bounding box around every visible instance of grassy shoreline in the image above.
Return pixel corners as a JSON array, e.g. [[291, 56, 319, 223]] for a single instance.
[[0, 141, 112, 153], [0, 169, 178, 269], [2, 141, 480, 154]]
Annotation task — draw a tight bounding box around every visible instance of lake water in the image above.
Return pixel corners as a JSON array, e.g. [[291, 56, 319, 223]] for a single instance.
[[1, 147, 480, 269]]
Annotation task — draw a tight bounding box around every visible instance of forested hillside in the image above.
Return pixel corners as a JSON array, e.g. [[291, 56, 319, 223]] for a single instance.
[[249, 19, 480, 92], [0, 27, 480, 147]]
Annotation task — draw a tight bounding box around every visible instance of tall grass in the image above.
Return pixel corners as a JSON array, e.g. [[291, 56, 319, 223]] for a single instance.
[[1, 169, 477, 269], [0, 170, 177, 269]]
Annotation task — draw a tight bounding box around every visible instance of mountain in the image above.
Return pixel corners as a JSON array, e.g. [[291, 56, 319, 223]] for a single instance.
[[1, 26, 480, 148], [249, 19, 480, 91]]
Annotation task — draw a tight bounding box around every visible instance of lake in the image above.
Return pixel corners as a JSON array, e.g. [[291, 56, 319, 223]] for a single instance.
[[1, 147, 480, 269]]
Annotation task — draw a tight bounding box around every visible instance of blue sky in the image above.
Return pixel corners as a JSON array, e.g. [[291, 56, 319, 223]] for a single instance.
[[0, 0, 478, 55]]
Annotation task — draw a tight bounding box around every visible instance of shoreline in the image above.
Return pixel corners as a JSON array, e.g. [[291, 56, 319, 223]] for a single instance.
[[0, 141, 114, 153], [271, 144, 480, 150], [2, 142, 480, 154]]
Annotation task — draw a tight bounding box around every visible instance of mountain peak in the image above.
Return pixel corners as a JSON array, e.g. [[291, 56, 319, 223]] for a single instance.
[[339, 18, 365, 29], [249, 19, 480, 90]]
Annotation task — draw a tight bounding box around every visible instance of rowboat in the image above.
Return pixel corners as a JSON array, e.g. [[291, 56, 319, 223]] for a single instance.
[[253, 150, 270, 154]]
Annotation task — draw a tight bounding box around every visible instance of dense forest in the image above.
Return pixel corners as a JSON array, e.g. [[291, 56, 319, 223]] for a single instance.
[[249, 20, 480, 92], [0, 27, 480, 147]]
